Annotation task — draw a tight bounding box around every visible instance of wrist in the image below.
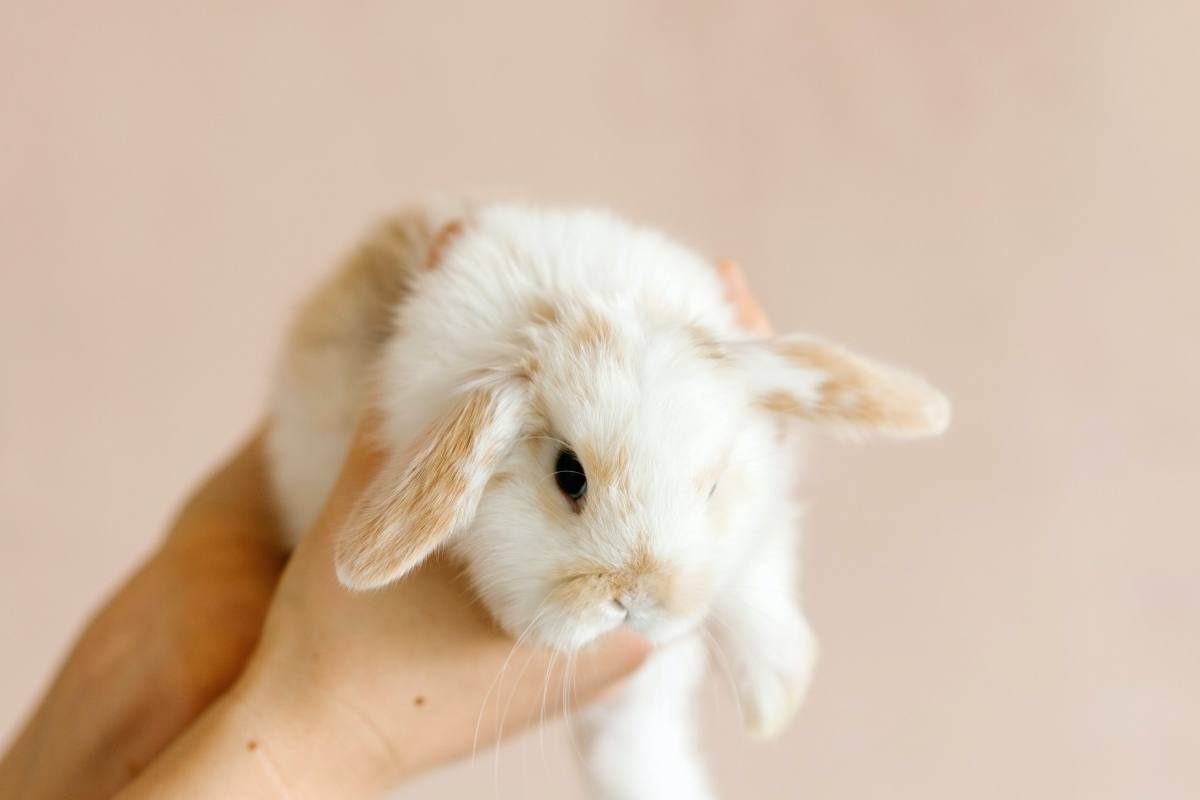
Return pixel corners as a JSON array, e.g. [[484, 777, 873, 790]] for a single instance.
[[231, 659, 399, 797], [0, 552, 236, 800], [115, 657, 395, 800]]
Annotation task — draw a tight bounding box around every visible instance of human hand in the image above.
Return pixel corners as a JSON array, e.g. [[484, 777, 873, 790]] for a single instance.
[[718, 259, 774, 335], [116, 414, 651, 798], [0, 433, 287, 800], [1, 259, 772, 800], [111, 261, 773, 797]]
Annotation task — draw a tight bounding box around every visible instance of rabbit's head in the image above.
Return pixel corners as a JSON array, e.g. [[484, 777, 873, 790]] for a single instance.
[[333, 216, 949, 652]]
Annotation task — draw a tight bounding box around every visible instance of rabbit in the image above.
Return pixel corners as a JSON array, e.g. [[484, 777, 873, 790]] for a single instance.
[[265, 202, 950, 800]]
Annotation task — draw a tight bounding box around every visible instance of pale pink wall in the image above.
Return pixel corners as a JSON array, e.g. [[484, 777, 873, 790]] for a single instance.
[[2, 2, 1197, 798]]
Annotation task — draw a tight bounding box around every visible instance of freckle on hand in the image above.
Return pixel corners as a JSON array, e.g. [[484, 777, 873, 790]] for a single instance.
[[247, 740, 258, 751], [413, 695, 426, 707]]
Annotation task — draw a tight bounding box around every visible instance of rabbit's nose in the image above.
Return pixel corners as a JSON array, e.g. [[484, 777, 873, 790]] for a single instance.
[[614, 590, 651, 618]]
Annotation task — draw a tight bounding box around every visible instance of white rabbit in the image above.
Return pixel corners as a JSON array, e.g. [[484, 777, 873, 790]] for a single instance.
[[266, 203, 949, 800]]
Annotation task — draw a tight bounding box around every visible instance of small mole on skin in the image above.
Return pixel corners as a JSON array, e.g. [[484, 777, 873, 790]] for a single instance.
[[247, 740, 258, 751], [413, 696, 426, 707]]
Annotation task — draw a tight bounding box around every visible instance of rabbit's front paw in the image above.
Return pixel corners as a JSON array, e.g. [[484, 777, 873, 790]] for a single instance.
[[737, 620, 818, 738]]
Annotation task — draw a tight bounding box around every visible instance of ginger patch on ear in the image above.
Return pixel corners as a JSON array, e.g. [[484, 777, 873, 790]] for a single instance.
[[764, 338, 950, 437], [391, 389, 492, 541], [336, 388, 501, 590]]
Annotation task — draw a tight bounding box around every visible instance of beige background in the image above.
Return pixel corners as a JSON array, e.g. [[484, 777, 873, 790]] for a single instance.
[[2, 2, 1197, 798]]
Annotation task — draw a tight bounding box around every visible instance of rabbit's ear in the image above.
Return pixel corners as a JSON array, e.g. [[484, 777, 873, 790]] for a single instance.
[[335, 383, 526, 590], [425, 218, 465, 269], [735, 334, 950, 438]]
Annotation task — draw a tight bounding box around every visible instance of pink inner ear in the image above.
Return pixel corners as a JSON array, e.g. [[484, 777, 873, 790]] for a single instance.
[[334, 388, 500, 590], [425, 219, 464, 269]]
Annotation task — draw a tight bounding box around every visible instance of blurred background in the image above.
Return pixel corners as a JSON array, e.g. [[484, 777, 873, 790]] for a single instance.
[[2, 2, 1197, 798]]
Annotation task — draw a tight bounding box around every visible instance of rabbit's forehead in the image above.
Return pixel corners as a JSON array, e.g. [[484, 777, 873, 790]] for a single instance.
[[529, 327, 742, 475]]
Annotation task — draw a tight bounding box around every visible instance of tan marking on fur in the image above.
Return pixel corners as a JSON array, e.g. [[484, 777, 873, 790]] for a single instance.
[[578, 441, 630, 491], [548, 542, 706, 616], [519, 418, 550, 457], [337, 389, 495, 587], [530, 298, 561, 327], [425, 219, 464, 269], [758, 390, 806, 416], [515, 354, 540, 381], [625, 541, 660, 594], [526, 392, 552, 441], [625, 543, 708, 616], [527, 420, 551, 443], [374, 391, 486, 546], [550, 555, 632, 613], [768, 340, 942, 434], [548, 570, 609, 612], [572, 309, 616, 351], [686, 323, 728, 361]]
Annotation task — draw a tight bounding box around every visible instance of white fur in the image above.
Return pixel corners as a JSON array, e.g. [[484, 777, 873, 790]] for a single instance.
[[266, 203, 947, 799]]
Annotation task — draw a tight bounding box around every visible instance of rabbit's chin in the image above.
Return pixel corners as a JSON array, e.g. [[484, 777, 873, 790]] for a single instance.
[[510, 601, 706, 654]]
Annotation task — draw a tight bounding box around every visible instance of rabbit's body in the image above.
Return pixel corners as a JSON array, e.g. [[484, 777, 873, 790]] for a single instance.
[[267, 204, 948, 799]]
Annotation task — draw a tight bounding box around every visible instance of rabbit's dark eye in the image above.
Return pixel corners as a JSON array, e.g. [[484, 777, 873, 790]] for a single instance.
[[555, 448, 587, 507]]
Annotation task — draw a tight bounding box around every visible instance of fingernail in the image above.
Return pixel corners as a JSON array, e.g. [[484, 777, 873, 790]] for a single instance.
[[718, 259, 746, 293]]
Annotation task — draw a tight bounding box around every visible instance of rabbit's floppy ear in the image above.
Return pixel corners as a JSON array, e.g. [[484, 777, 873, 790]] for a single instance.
[[733, 334, 950, 438], [335, 382, 526, 590]]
